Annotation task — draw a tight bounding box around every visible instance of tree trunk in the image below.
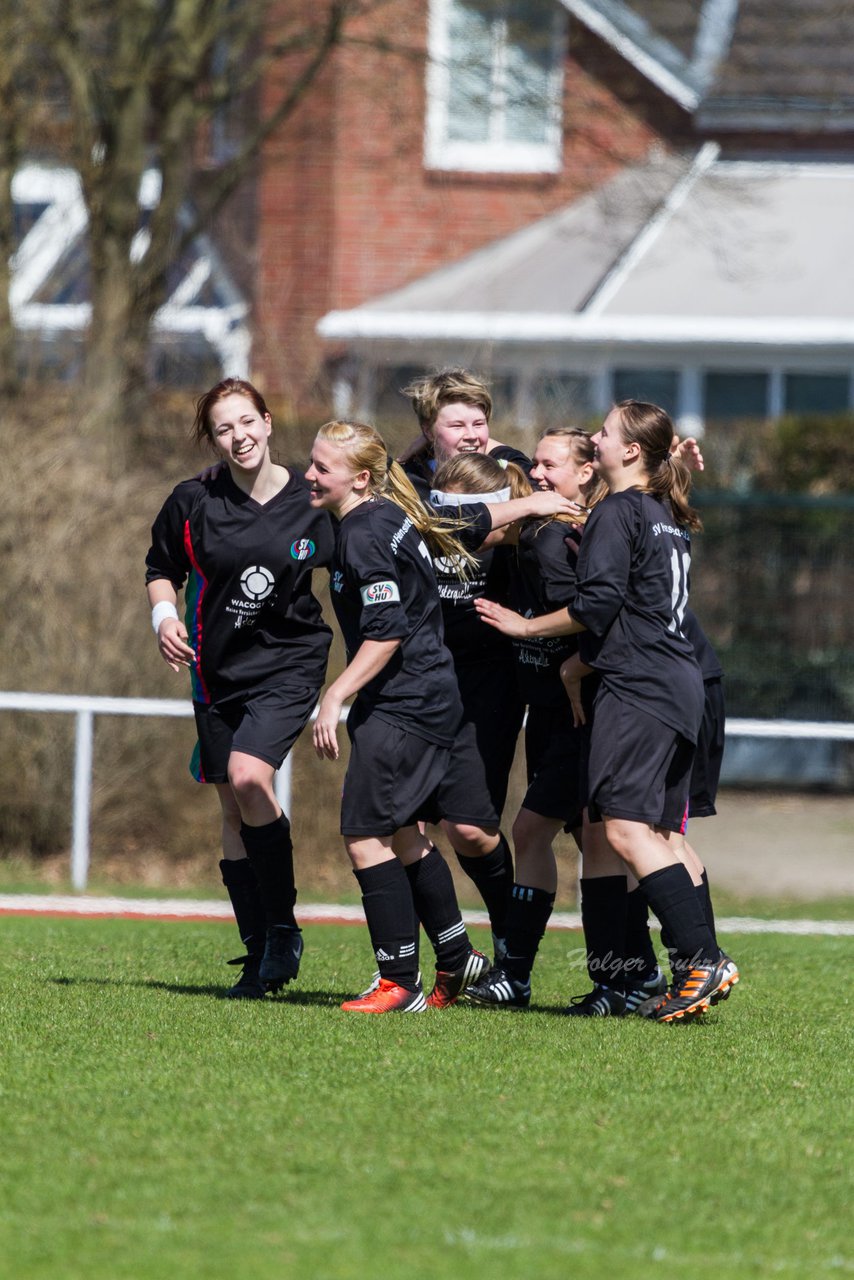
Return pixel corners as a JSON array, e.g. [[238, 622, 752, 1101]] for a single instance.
[[0, 77, 22, 400], [81, 236, 156, 464]]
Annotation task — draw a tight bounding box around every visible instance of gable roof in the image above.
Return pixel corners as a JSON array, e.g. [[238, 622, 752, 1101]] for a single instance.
[[561, 0, 854, 129], [318, 151, 854, 350], [327, 152, 689, 321], [698, 0, 854, 130]]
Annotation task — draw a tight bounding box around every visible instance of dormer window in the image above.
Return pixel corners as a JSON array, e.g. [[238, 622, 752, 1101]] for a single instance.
[[425, 0, 566, 173]]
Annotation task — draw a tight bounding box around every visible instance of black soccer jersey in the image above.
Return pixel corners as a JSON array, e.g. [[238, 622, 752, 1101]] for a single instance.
[[145, 468, 334, 703], [572, 489, 704, 742], [682, 608, 724, 681], [423, 500, 519, 668], [404, 445, 533, 665], [329, 497, 463, 746], [510, 518, 581, 706]]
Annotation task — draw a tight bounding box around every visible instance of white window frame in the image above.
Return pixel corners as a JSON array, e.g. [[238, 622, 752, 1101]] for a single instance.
[[424, 0, 566, 174], [9, 163, 250, 376]]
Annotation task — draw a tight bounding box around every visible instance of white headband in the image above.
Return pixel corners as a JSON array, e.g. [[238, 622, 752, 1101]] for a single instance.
[[430, 487, 511, 507]]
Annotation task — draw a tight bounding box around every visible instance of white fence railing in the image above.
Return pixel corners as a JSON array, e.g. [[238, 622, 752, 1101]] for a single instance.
[[0, 690, 349, 891], [2, 690, 854, 892]]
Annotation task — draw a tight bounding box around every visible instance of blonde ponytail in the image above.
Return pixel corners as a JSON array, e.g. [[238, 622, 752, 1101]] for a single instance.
[[316, 420, 478, 574]]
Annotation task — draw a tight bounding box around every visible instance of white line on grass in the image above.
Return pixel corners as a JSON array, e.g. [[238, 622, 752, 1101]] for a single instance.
[[0, 894, 852, 936]]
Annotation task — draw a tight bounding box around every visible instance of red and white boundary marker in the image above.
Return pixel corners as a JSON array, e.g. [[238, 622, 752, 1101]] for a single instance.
[[0, 894, 851, 936]]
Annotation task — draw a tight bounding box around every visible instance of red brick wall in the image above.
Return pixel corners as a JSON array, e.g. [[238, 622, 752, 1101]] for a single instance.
[[254, 2, 689, 406], [252, 1, 339, 411]]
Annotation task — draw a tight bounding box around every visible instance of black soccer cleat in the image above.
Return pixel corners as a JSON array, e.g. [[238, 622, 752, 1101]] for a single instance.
[[464, 967, 531, 1010], [623, 966, 669, 1016], [258, 925, 304, 989], [427, 949, 490, 1008], [564, 984, 627, 1017], [708, 953, 740, 1005], [224, 951, 267, 1000], [646, 961, 730, 1023]]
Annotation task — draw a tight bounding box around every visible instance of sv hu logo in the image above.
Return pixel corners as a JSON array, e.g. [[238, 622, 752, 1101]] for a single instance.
[[365, 581, 395, 602], [290, 538, 316, 561]]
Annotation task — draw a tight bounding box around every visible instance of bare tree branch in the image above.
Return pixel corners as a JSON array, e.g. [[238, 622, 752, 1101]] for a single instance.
[[5, 0, 405, 436]]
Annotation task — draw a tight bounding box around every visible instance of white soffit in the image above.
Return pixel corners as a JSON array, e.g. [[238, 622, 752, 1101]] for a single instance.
[[558, 0, 739, 110], [559, 0, 699, 109]]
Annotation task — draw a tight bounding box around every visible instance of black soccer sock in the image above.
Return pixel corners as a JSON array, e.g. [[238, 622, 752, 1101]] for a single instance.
[[239, 814, 297, 928], [454, 833, 514, 939], [639, 864, 719, 976], [660, 871, 719, 960], [699, 870, 720, 953], [405, 845, 471, 972], [219, 858, 266, 954], [624, 886, 659, 984], [502, 884, 555, 983], [578, 876, 628, 992], [354, 861, 419, 990]]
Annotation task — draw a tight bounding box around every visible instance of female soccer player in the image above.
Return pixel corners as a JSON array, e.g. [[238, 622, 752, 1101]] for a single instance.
[[145, 378, 334, 999], [476, 401, 738, 1021], [305, 419, 493, 1012], [306, 420, 572, 1012], [559, 607, 736, 1017], [451, 431, 606, 1008], [399, 369, 533, 961]]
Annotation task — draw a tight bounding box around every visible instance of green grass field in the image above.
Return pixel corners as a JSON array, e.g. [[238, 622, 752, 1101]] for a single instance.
[[1, 916, 851, 1280]]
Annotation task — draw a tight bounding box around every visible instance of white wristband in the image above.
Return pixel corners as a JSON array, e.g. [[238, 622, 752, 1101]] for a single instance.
[[151, 601, 179, 633]]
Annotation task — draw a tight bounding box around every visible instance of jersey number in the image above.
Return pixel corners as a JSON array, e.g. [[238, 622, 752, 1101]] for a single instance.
[[669, 548, 690, 633]]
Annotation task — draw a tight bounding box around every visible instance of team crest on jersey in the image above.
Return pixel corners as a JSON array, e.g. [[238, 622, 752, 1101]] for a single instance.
[[239, 565, 275, 601], [433, 553, 465, 575], [361, 580, 400, 605], [290, 537, 316, 561]]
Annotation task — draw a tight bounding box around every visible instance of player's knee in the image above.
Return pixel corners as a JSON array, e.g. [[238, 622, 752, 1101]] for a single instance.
[[601, 820, 636, 866], [446, 822, 499, 856], [227, 760, 271, 807]]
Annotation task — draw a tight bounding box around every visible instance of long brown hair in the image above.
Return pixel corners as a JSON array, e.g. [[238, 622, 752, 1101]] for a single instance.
[[613, 400, 701, 531], [192, 377, 270, 448]]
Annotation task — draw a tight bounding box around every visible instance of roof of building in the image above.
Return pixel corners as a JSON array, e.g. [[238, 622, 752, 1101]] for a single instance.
[[559, 0, 854, 127], [10, 162, 250, 372], [342, 152, 689, 319], [318, 151, 854, 349]]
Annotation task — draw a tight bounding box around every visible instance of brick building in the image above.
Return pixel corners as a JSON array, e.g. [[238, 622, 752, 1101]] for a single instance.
[[10, 0, 854, 433], [254, 0, 854, 434]]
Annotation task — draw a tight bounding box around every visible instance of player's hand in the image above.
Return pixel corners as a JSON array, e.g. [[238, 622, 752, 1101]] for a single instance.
[[157, 618, 195, 674], [671, 435, 704, 472], [313, 691, 342, 760], [525, 490, 586, 518], [475, 597, 529, 638]]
